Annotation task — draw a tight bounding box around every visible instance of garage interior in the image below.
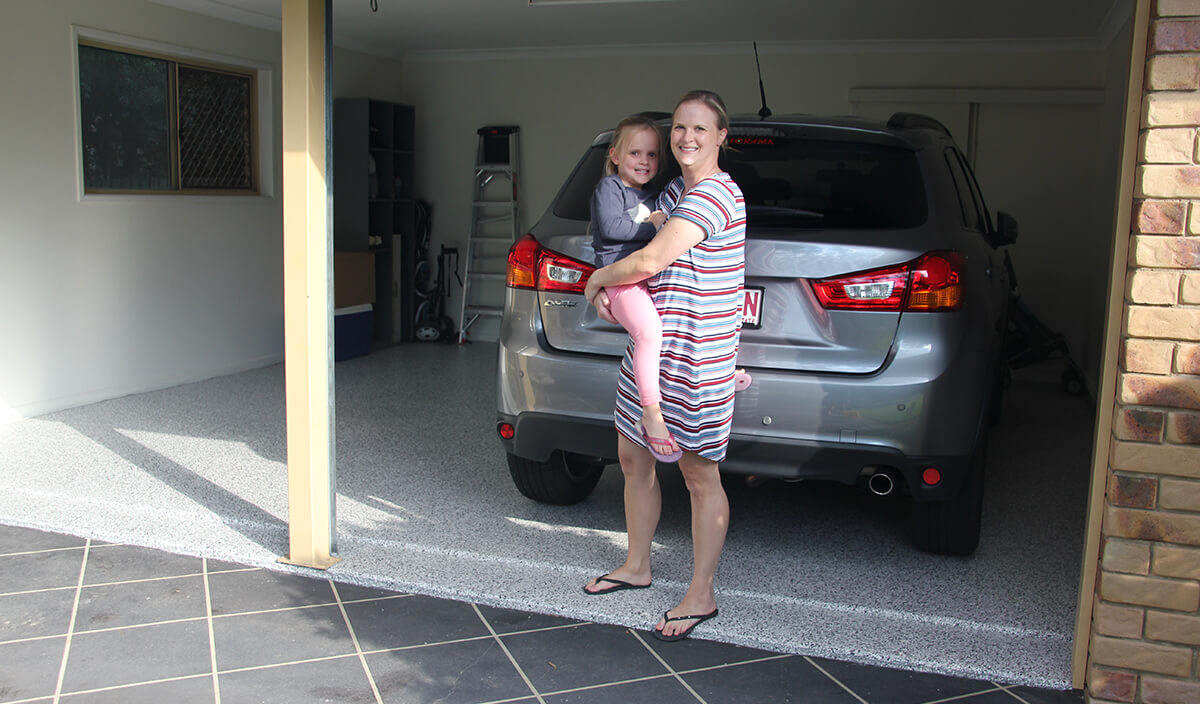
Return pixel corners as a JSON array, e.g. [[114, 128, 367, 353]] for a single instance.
[[0, 0, 1141, 695]]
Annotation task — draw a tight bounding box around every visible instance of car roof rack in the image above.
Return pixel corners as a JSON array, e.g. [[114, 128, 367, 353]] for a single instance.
[[886, 112, 951, 137]]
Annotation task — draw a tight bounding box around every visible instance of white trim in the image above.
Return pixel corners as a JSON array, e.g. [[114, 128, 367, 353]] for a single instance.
[[70, 25, 276, 200], [848, 87, 1107, 106]]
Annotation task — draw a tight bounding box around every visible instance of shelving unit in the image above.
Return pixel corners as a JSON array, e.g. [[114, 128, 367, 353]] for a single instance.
[[333, 98, 416, 343]]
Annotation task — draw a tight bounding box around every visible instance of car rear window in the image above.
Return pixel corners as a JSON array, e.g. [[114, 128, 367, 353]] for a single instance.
[[553, 136, 927, 230]]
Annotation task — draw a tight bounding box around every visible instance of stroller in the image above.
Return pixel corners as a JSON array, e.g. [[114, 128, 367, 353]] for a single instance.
[[1002, 250, 1086, 395], [411, 201, 460, 343]]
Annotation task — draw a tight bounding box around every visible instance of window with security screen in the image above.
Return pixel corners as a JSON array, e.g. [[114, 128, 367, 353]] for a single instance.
[[79, 42, 256, 194]]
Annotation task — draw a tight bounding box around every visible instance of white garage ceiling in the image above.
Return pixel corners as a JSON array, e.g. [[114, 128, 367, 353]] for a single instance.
[[150, 0, 1132, 59]]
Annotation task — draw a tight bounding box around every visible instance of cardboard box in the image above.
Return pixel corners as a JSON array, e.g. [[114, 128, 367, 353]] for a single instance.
[[334, 252, 376, 308]]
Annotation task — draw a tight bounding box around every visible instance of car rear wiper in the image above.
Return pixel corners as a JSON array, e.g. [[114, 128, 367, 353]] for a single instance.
[[748, 205, 825, 219]]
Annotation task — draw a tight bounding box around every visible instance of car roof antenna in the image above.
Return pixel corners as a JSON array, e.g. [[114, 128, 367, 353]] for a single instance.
[[754, 42, 772, 120]]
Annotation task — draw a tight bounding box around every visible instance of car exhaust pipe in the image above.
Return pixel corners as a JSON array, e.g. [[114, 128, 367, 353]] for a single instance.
[[867, 470, 897, 496]]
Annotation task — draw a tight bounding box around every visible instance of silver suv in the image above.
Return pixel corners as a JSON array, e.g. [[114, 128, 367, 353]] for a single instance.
[[495, 113, 1017, 556]]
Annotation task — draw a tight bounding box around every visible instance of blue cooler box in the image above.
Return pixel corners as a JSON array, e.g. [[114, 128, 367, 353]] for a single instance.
[[334, 304, 373, 361]]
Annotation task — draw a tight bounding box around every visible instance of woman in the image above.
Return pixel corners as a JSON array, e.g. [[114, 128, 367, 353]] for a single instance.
[[581, 90, 745, 642]]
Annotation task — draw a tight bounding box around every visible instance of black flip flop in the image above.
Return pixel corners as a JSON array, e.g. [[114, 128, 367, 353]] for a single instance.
[[651, 608, 719, 641], [583, 575, 651, 596]]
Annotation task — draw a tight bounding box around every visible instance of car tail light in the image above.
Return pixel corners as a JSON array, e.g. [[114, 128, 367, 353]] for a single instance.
[[506, 233, 594, 294], [811, 251, 963, 312]]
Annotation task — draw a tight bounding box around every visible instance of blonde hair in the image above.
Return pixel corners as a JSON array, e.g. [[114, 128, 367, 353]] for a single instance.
[[605, 115, 662, 176]]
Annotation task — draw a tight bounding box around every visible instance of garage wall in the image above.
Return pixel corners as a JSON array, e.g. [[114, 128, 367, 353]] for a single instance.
[[399, 39, 1127, 383], [0, 1, 404, 421]]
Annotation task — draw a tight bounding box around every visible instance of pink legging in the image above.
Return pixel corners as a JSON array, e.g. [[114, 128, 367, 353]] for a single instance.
[[606, 282, 662, 407]]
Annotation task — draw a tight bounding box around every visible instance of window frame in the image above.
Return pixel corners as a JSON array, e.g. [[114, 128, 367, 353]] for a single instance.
[[72, 27, 273, 200]]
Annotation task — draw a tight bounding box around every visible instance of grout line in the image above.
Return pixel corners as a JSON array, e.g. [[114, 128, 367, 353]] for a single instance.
[[804, 656, 869, 704], [51, 538, 90, 704], [993, 681, 1033, 704], [217, 652, 362, 676], [921, 687, 1004, 704], [0, 545, 87, 558], [202, 558, 221, 704], [53, 673, 212, 701], [330, 581, 384, 704], [471, 603, 547, 704], [0, 567, 260, 599], [630, 629, 709, 703]]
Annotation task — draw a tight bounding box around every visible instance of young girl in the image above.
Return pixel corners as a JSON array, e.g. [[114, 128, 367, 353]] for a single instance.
[[589, 115, 679, 462]]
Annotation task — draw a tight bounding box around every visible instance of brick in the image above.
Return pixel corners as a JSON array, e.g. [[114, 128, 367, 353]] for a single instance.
[[1115, 407, 1168, 442], [1146, 611, 1200, 646], [1166, 410, 1200, 443], [1120, 373, 1200, 410], [1104, 538, 1153, 573], [1129, 270, 1182, 304], [1090, 634, 1194, 675], [1148, 54, 1200, 90], [1139, 164, 1200, 196], [1179, 344, 1200, 374], [1182, 272, 1200, 304], [1155, 20, 1200, 52], [1155, 541, 1200, 578], [1087, 664, 1138, 702], [1138, 198, 1188, 231], [1133, 234, 1200, 267], [1124, 339, 1177, 374], [1144, 132, 1195, 165], [1113, 440, 1200, 478], [1111, 471, 1161, 507], [1142, 675, 1200, 704], [1146, 94, 1200, 129], [1127, 306, 1200, 341], [1160, 478, 1200, 513], [1159, 1, 1200, 18], [1095, 600, 1147, 638], [1100, 569, 1200, 609], [1099, 503, 1200, 549]]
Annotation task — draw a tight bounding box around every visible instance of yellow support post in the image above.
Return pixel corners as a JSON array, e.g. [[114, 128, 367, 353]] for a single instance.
[[279, 0, 339, 570]]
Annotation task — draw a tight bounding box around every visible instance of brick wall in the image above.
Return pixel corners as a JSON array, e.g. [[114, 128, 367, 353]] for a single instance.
[[1088, 2, 1200, 702]]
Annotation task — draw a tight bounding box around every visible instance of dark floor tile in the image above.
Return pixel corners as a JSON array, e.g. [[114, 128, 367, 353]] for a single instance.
[[0, 636, 65, 702], [1005, 685, 1086, 703], [59, 675, 214, 703], [681, 656, 863, 704], [0, 551, 84, 593], [344, 594, 490, 651], [646, 634, 786, 672], [207, 568, 335, 615], [0, 526, 85, 554], [542, 675, 700, 703], [219, 657, 377, 704], [205, 559, 253, 573], [369, 638, 533, 704], [812, 657, 995, 704], [60, 621, 210, 692], [83, 544, 202, 585], [332, 581, 404, 603], [0, 589, 76, 640], [74, 575, 206, 632], [476, 604, 580, 635], [501, 623, 667, 694], [212, 604, 355, 670]]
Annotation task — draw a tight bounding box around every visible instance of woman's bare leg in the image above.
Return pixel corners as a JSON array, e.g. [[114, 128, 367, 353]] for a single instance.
[[655, 451, 727, 637], [584, 433, 661, 592]]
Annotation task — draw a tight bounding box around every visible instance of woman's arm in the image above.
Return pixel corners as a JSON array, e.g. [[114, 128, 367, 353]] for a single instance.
[[585, 216, 705, 305]]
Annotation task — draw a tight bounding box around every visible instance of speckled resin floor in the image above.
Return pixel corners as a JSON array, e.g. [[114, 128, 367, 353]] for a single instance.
[[0, 342, 1095, 692]]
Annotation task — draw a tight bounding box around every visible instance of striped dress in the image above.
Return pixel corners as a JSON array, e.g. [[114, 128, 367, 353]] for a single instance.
[[614, 172, 746, 462]]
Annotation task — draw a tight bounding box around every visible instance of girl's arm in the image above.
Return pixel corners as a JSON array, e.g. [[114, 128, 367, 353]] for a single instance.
[[585, 216, 705, 306], [591, 177, 656, 243]]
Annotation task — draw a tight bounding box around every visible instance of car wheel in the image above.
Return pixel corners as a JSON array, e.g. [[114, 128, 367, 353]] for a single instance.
[[507, 451, 605, 505], [910, 435, 986, 556]]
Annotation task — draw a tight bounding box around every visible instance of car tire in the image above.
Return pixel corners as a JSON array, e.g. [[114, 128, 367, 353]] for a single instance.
[[507, 451, 606, 505], [909, 435, 986, 556]]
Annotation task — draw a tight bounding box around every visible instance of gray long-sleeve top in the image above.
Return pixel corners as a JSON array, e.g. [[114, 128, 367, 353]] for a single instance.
[[590, 173, 658, 267]]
